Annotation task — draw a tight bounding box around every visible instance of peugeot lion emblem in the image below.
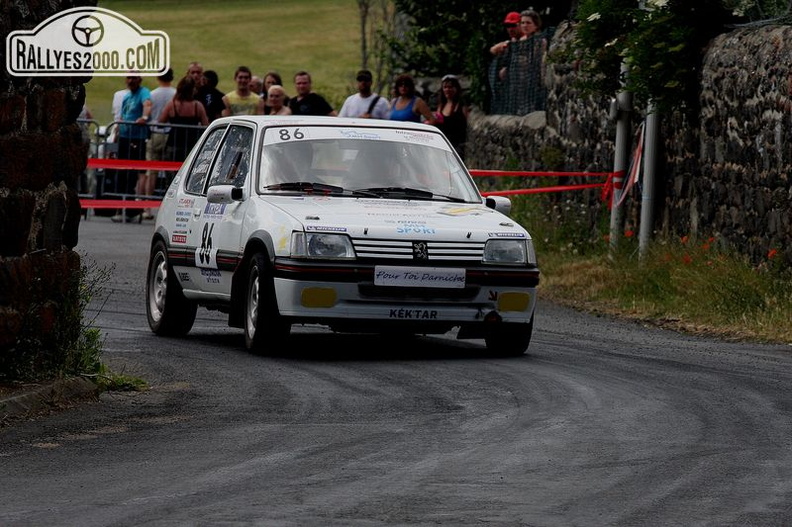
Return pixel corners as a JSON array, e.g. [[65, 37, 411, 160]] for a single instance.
[[412, 241, 428, 260]]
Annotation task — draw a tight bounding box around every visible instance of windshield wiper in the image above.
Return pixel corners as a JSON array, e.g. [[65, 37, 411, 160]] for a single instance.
[[263, 181, 379, 197], [356, 186, 433, 199], [428, 193, 468, 203], [264, 181, 341, 193], [355, 186, 465, 202]]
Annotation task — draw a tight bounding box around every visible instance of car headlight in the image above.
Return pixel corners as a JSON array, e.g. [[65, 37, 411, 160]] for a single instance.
[[291, 232, 356, 259], [483, 239, 536, 265]]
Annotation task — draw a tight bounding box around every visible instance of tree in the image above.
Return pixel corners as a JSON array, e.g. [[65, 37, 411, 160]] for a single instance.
[[356, 0, 400, 97]]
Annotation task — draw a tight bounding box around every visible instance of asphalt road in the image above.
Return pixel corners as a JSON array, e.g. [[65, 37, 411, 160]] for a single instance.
[[1, 215, 791, 526]]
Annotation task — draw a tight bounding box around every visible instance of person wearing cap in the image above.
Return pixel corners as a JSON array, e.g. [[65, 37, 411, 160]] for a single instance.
[[338, 69, 391, 119], [488, 11, 525, 115], [490, 11, 524, 56]]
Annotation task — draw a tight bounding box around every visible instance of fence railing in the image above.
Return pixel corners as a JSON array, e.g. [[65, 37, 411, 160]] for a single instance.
[[77, 119, 207, 206]]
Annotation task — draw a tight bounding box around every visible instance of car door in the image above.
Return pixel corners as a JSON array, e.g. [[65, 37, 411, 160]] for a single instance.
[[183, 124, 255, 297]]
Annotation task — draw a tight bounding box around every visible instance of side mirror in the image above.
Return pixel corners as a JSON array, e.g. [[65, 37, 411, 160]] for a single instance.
[[207, 185, 244, 204], [485, 195, 512, 216]]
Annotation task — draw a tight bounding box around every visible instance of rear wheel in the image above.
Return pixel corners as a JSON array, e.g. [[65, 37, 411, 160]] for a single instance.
[[484, 316, 534, 356], [146, 240, 197, 336], [244, 252, 290, 354]]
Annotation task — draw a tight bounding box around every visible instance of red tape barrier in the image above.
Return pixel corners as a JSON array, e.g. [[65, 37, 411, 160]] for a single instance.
[[469, 169, 611, 178], [482, 182, 606, 197], [80, 200, 164, 209], [471, 170, 611, 197], [82, 159, 613, 206], [87, 158, 182, 171]]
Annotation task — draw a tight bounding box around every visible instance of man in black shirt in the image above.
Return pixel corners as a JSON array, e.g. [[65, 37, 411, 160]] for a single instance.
[[197, 70, 227, 122], [288, 71, 337, 116]]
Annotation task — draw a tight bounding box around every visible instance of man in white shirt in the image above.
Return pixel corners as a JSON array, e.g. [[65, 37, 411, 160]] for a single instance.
[[338, 70, 390, 120]]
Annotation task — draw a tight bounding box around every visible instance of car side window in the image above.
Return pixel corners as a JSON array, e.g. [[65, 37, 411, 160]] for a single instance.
[[185, 126, 226, 195], [208, 126, 253, 189]]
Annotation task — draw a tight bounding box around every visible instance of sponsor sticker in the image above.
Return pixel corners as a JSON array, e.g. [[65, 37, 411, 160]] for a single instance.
[[374, 266, 465, 288], [487, 232, 526, 238], [200, 268, 221, 284], [388, 308, 438, 320], [396, 222, 436, 235], [6, 7, 169, 77], [305, 225, 347, 232], [203, 202, 226, 218], [340, 130, 380, 140]]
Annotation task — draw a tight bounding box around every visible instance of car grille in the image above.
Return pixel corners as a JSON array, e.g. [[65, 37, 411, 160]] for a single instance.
[[357, 284, 480, 300], [351, 238, 485, 262]]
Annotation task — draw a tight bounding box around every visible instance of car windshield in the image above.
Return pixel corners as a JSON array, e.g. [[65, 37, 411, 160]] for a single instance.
[[257, 125, 481, 202]]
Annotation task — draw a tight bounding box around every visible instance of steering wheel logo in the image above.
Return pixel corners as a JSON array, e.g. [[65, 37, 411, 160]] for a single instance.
[[71, 15, 104, 47]]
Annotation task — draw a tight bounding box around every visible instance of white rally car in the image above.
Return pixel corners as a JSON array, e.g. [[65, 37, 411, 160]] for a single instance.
[[146, 116, 540, 355]]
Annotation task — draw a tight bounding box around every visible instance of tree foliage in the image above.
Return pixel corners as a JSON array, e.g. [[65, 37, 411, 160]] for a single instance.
[[565, 0, 742, 114], [557, 0, 792, 114], [357, 0, 399, 96]]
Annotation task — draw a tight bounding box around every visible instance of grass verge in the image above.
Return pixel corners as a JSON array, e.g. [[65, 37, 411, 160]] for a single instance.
[[509, 191, 792, 346]]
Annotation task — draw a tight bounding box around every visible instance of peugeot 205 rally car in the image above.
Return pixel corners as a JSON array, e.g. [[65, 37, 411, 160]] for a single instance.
[[146, 116, 540, 355]]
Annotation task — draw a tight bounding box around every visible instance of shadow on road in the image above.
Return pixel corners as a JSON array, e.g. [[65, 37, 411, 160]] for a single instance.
[[179, 329, 533, 362]]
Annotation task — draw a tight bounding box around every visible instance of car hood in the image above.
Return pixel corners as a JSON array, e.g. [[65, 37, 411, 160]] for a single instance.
[[262, 196, 528, 241]]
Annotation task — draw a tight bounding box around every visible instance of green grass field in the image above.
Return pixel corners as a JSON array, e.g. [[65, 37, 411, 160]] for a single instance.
[[87, 0, 362, 124]]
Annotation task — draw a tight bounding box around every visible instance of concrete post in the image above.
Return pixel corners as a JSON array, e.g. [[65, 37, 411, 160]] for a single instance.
[[609, 62, 633, 254], [639, 103, 659, 260]]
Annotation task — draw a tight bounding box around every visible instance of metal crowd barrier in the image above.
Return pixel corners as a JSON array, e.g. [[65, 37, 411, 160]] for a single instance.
[[79, 119, 206, 218]]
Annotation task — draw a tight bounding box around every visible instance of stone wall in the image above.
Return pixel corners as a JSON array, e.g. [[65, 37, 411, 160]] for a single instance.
[[0, 1, 93, 373], [466, 21, 792, 268]]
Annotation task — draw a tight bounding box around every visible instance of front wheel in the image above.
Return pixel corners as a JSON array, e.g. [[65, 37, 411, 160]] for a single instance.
[[146, 240, 197, 336], [244, 252, 290, 354], [484, 316, 534, 357]]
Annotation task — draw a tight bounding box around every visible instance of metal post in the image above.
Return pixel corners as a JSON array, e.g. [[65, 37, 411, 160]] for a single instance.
[[638, 103, 659, 260], [609, 62, 633, 255]]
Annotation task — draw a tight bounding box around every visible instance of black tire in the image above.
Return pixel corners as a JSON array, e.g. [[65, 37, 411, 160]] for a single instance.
[[244, 252, 290, 353], [146, 240, 197, 336], [484, 316, 534, 356]]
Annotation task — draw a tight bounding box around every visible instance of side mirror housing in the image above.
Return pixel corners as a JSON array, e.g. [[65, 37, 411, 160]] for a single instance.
[[485, 195, 512, 216], [207, 185, 244, 204]]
